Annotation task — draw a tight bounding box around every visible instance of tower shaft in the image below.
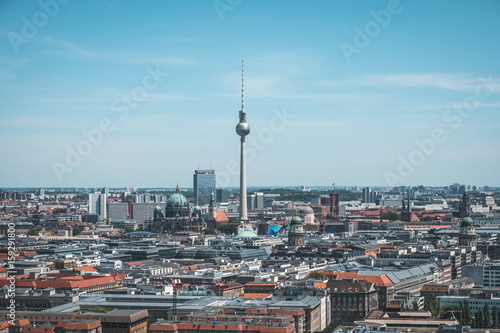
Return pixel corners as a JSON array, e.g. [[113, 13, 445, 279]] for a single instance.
[[235, 60, 250, 224], [240, 136, 247, 222]]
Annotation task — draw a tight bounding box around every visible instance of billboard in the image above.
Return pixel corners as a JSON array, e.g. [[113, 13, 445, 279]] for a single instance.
[[269, 225, 289, 236]]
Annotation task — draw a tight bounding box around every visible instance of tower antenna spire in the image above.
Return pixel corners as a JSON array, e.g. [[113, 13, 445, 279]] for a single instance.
[[241, 59, 245, 113]]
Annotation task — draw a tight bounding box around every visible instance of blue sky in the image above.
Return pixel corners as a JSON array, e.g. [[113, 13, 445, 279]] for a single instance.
[[1, 0, 499, 188]]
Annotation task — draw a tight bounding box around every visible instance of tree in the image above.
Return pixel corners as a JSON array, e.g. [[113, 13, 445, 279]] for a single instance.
[[217, 223, 238, 235], [322, 319, 340, 333], [204, 228, 216, 235], [484, 303, 492, 328], [412, 300, 419, 311], [475, 308, 484, 328], [463, 299, 472, 326], [440, 305, 459, 314], [27, 228, 38, 236], [459, 301, 465, 324], [72, 226, 81, 236], [309, 271, 327, 280], [492, 305, 498, 328], [424, 294, 439, 317], [380, 212, 400, 221]]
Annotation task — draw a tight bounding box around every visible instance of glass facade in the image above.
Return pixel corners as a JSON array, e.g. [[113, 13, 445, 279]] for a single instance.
[[193, 169, 216, 206]]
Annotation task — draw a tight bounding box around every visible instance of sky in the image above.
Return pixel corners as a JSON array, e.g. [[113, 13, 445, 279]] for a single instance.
[[1, 0, 499, 188]]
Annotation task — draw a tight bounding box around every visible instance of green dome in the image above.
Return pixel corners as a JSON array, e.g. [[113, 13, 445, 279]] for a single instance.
[[167, 189, 188, 208], [154, 205, 162, 211], [193, 205, 201, 212], [291, 215, 303, 225], [461, 216, 474, 227], [236, 230, 259, 238]]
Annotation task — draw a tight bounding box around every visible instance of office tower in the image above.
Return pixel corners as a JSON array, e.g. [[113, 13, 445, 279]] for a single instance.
[[235, 60, 250, 223], [88, 188, 107, 221], [369, 191, 379, 204], [216, 189, 229, 204], [247, 193, 255, 211], [193, 169, 216, 206], [362, 187, 371, 203], [108, 203, 129, 221], [88, 192, 99, 215]]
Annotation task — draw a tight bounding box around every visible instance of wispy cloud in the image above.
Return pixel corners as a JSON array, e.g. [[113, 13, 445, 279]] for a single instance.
[[0, 56, 29, 83], [318, 73, 500, 92], [42, 36, 95, 57], [39, 36, 196, 67], [145, 36, 199, 43], [128, 56, 196, 66]]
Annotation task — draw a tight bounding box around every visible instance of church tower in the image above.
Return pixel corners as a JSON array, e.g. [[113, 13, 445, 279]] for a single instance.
[[401, 192, 412, 222], [458, 216, 477, 247], [288, 215, 305, 247]]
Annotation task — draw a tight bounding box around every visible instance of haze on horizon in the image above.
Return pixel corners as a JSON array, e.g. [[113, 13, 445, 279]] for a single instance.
[[1, 0, 499, 188]]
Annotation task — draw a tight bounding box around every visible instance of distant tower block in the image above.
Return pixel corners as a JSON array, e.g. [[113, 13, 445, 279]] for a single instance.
[[235, 60, 250, 223]]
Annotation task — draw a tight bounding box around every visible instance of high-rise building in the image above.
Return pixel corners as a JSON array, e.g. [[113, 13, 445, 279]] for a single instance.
[[235, 60, 250, 223], [216, 189, 229, 204], [247, 192, 264, 211], [88, 188, 107, 221], [362, 187, 371, 203], [88, 192, 99, 215], [193, 169, 216, 206]]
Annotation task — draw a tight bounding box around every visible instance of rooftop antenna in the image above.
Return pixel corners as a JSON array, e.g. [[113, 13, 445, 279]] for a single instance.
[[241, 59, 245, 113]]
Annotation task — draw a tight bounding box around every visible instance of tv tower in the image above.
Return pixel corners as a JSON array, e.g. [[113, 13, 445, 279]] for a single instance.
[[235, 60, 250, 223]]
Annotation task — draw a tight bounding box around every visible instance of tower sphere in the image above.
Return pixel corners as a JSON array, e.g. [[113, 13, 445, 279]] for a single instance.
[[236, 122, 250, 136]]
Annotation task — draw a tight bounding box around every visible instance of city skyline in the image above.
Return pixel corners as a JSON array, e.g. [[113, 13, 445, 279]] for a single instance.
[[1, 1, 500, 188]]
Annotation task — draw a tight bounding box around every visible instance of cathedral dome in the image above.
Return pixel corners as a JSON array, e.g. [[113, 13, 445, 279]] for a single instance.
[[290, 215, 303, 225], [461, 216, 474, 228], [298, 206, 314, 215], [167, 186, 188, 208], [236, 230, 258, 238]]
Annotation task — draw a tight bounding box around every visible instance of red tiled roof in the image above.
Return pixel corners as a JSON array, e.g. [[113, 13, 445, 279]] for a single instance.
[[21, 327, 55, 333], [331, 271, 394, 287], [75, 265, 96, 272], [56, 321, 101, 330], [128, 262, 144, 267], [314, 282, 327, 288], [215, 211, 229, 222], [0, 273, 126, 290], [9, 319, 30, 327]]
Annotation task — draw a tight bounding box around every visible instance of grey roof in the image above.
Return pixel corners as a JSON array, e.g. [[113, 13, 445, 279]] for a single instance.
[[357, 263, 442, 285]]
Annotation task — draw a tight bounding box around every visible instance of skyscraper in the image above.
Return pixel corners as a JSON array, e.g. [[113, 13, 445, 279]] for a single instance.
[[193, 169, 216, 206], [88, 188, 107, 221], [235, 60, 250, 223], [362, 187, 371, 203]]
